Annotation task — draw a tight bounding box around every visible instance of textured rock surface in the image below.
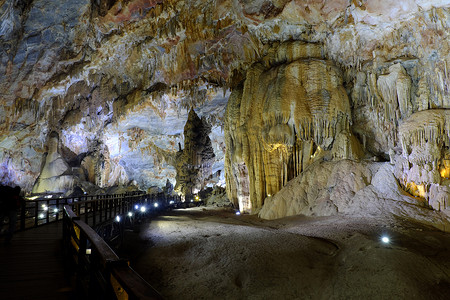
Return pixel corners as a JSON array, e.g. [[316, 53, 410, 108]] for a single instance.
[[174, 108, 215, 197], [224, 41, 361, 212], [259, 160, 450, 226], [32, 132, 74, 194]]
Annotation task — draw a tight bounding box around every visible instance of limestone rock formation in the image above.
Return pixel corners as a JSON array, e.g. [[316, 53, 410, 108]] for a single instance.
[[175, 108, 215, 198], [32, 132, 74, 194], [259, 160, 450, 231], [395, 109, 450, 212], [225, 42, 362, 213]]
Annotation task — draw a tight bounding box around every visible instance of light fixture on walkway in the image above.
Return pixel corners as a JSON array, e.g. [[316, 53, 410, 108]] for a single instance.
[[381, 236, 390, 244]]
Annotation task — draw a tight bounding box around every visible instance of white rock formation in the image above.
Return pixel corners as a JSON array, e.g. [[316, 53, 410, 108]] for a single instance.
[[32, 132, 74, 194]]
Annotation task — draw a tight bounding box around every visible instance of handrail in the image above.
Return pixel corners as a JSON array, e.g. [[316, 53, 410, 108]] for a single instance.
[[10, 191, 168, 231], [63, 204, 163, 299]]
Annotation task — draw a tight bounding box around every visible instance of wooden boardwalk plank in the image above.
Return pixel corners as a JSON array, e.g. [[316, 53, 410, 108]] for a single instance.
[[0, 222, 76, 300]]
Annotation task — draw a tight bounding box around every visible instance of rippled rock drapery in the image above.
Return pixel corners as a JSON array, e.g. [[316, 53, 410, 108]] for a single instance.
[[224, 42, 363, 213]]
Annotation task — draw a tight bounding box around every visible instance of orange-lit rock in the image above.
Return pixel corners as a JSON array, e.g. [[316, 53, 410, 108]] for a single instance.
[[224, 41, 363, 213]]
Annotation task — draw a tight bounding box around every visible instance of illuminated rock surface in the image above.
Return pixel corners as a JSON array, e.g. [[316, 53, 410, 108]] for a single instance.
[[224, 41, 360, 212], [32, 132, 75, 194], [174, 108, 216, 197], [0, 0, 449, 222]]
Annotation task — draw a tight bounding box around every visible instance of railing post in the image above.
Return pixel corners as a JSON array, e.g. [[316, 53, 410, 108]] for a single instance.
[[20, 201, 26, 230], [56, 199, 60, 221], [84, 202, 89, 224], [99, 200, 103, 223], [109, 199, 112, 220], [34, 201, 38, 227], [105, 199, 108, 221], [93, 200, 97, 227], [45, 200, 50, 224], [77, 230, 88, 295]]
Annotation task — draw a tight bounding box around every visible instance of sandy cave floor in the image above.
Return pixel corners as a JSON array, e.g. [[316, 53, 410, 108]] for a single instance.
[[119, 207, 450, 300]]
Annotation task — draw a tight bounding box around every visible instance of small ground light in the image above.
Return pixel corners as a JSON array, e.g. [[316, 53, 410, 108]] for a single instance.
[[381, 236, 390, 244], [135, 204, 139, 210], [115, 215, 121, 222], [169, 200, 174, 204], [235, 211, 241, 215], [43, 205, 48, 211], [140, 206, 146, 212], [190, 199, 194, 202], [128, 212, 133, 217], [53, 208, 58, 213], [154, 203, 159, 208], [39, 213, 44, 219]]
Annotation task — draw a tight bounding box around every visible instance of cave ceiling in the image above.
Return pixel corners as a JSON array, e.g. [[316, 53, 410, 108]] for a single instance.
[[0, 0, 449, 202]]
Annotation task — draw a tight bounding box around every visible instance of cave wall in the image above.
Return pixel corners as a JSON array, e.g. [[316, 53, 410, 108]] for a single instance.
[[0, 0, 448, 213]]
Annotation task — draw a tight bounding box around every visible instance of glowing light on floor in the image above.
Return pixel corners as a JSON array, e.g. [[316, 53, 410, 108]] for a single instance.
[[115, 215, 121, 222], [154, 203, 159, 208], [39, 213, 44, 219], [236, 211, 241, 215], [381, 236, 390, 244], [140, 206, 146, 212], [53, 208, 58, 213], [135, 204, 139, 210], [169, 200, 174, 204], [128, 212, 133, 217]]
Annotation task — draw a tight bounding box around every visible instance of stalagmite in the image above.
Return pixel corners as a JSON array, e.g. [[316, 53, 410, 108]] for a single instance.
[[32, 132, 75, 194]]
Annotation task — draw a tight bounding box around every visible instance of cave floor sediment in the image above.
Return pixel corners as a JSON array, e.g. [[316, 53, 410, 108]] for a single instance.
[[120, 207, 450, 300]]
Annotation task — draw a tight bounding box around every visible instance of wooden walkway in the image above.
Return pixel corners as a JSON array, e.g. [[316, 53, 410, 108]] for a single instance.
[[0, 222, 76, 300]]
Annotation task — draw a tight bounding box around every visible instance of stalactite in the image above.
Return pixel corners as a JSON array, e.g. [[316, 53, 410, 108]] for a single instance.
[[224, 42, 355, 213]]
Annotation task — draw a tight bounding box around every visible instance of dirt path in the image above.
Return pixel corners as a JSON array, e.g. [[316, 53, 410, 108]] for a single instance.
[[121, 207, 450, 300]]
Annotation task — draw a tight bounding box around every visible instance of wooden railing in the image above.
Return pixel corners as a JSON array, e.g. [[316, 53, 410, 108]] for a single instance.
[[63, 193, 168, 299], [0, 191, 185, 298], [14, 192, 145, 230]]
